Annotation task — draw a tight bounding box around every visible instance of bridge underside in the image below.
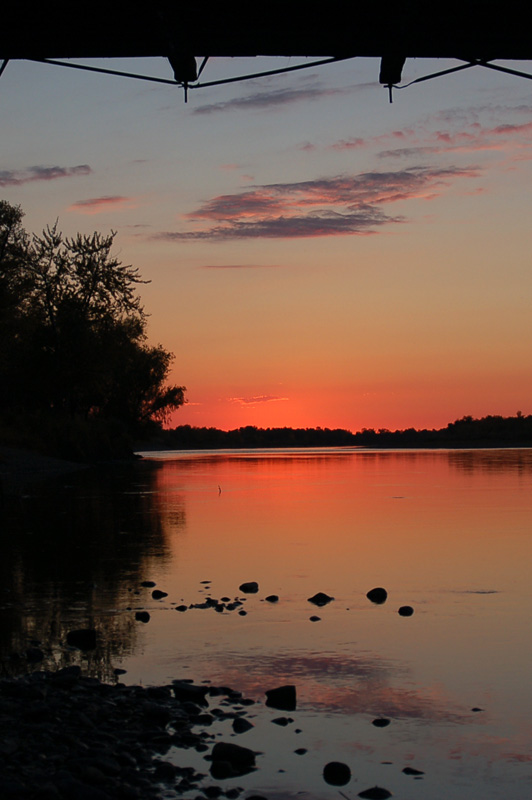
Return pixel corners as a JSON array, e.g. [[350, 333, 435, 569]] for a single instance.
[[1, 2, 531, 61]]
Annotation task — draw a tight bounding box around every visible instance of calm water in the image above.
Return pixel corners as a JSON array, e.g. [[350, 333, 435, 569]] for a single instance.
[[2, 448, 532, 799]]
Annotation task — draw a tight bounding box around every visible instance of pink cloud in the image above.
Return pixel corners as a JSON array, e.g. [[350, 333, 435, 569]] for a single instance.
[[157, 165, 479, 240], [68, 196, 139, 215], [229, 395, 288, 406]]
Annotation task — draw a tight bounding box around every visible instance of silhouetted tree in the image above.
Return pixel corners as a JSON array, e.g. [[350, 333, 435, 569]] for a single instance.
[[0, 201, 185, 451]]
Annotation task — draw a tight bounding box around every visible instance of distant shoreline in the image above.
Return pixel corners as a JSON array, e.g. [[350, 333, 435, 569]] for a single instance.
[[142, 414, 532, 452]]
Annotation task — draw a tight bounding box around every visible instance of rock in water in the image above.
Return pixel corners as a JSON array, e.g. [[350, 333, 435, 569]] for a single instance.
[[265, 685, 297, 711], [265, 595, 279, 603], [66, 629, 97, 650], [152, 589, 168, 599], [172, 681, 209, 706], [358, 787, 392, 799], [307, 592, 334, 606], [135, 611, 150, 623], [210, 742, 256, 777], [323, 761, 351, 786], [239, 582, 259, 593], [366, 587, 388, 604], [232, 717, 254, 734], [372, 717, 391, 728], [398, 605, 414, 616]]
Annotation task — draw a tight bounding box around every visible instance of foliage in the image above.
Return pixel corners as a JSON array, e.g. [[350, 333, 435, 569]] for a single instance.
[[0, 201, 185, 456]]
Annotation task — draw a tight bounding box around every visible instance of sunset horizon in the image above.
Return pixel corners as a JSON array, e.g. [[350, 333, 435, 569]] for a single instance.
[[3, 54, 532, 441]]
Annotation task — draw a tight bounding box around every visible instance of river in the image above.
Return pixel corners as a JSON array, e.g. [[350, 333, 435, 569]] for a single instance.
[[2, 447, 532, 799]]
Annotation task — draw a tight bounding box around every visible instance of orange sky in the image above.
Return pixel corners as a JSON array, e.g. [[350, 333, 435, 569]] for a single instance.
[[2, 56, 532, 431]]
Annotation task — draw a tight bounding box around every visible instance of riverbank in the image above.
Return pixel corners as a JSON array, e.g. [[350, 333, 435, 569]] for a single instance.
[[0, 446, 88, 495], [0, 668, 256, 799]]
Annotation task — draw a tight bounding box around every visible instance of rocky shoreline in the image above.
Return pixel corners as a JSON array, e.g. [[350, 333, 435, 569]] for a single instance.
[[0, 667, 259, 800]]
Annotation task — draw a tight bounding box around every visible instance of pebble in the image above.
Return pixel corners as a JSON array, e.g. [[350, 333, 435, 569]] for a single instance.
[[265, 685, 297, 711], [398, 605, 414, 616], [307, 592, 334, 606], [323, 761, 351, 786], [0, 669, 233, 799], [366, 587, 388, 604], [239, 582, 259, 594]]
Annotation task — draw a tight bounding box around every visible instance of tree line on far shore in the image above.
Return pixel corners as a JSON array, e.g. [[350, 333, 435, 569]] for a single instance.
[[0, 200, 185, 459], [150, 413, 532, 450]]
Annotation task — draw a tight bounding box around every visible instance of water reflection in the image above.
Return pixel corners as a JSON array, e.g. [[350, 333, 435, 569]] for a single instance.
[[2, 448, 532, 799], [0, 461, 182, 679]]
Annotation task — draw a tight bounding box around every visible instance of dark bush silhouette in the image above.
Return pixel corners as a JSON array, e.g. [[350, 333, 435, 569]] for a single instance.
[[0, 200, 185, 457]]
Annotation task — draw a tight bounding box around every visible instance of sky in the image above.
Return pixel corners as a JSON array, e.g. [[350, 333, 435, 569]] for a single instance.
[[2, 54, 532, 431]]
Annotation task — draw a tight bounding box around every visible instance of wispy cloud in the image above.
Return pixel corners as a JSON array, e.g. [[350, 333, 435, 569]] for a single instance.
[[192, 83, 357, 115], [154, 165, 479, 241], [196, 264, 279, 269], [0, 165, 91, 187], [68, 196, 139, 214], [327, 109, 532, 160], [229, 395, 288, 406]]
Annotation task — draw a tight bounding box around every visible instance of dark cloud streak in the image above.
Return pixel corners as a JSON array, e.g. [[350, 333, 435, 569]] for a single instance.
[[0, 165, 91, 187], [192, 82, 368, 115]]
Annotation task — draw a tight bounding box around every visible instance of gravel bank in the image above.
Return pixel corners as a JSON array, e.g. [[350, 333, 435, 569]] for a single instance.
[[0, 667, 254, 799]]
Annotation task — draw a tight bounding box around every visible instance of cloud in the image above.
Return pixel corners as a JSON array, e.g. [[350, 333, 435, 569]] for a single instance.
[[154, 165, 479, 240], [196, 264, 279, 269], [68, 196, 138, 214], [0, 164, 91, 187], [378, 147, 439, 159], [192, 83, 356, 115], [229, 395, 288, 406]]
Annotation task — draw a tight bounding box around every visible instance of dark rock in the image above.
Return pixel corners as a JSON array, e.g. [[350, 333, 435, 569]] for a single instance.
[[372, 717, 391, 727], [204, 787, 223, 798], [52, 665, 82, 686], [402, 766, 424, 775], [153, 761, 177, 781], [135, 611, 150, 623], [307, 592, 334, 607], [271, 717, 293, 726], [26, 647, 45, 663], [239, 582, 259, 594], [209, 742, 256, 777], [66, 628, 97, 650], [232, 718, 254, 734], [211, 742, 256, 767], [265, 595, 279, 603], [176, 605, 188, 612], [358, 788, 392, 799], [472, 707, 483, 712], [398, 605, 414, 616], [141, 581, 156, 587], [323, 761, 351, 786], [142, 701, 172, 726], [152, 590, 168, 600], [238, 610, 247, 616], [294, 748, 307, 755], [366, 587, 388, 604], [172, 681, 209, 706], [309, 616, 321, 622], [265, 685, 296, 711]]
